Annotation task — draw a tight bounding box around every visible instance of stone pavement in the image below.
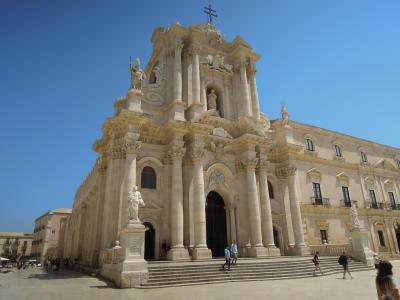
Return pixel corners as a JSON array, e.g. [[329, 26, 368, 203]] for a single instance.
[[2, 261, 399, 300]]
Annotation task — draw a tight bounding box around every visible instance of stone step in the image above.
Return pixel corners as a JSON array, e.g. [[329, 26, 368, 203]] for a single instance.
[[142, 257, 371, 287], [147, 265, 368, 279]]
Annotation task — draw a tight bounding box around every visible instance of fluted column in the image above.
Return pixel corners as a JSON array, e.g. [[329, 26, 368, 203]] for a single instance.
[[118, 141, 141, 231], [173, 39, 183, 102], [191, 148, 212, 259], [258, 159, 279, 255], [239, 57, 251, 116], [192, 42, 201, 104], [239, 158, 268, 257], [229, 206, 237, 242], [167, 146, 189, 260], [248, 61, 260, 119], [223, 78, 232, 119], [286, 166, 308, 253]]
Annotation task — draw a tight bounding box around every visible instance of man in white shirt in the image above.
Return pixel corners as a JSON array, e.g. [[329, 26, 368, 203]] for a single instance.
[[230, 241, 238, 265]]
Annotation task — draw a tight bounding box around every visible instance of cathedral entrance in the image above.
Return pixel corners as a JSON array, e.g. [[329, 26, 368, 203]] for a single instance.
[[206, 191, 228, 257], [143, 222, 155, 260]]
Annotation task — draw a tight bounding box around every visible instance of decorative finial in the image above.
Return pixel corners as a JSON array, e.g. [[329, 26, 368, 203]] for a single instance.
[[203, 4, 217, 24]]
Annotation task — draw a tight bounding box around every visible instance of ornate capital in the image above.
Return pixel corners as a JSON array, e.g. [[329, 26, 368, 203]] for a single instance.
[[174, 38, 184, 52], [188, 147, 204, 161], [166, 146, 186, 161], [238, 158, 259, 170], [191, 41, 201, 54], [125, 141, 142, 155], [258, 158, 270, 172], [110, 146, 125, 160], [275, 165, 296, 179]]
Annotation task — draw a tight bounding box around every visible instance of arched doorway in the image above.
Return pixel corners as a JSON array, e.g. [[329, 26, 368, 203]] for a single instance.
[[206, 191, 228, 257], [143, 222, 155, 260], [273, 227, 280, 248]]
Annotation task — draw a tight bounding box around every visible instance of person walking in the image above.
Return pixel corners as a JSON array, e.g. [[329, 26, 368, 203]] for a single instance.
[[338, 251, 352, 279], [222, 246, 231, 271], [312, 251, 323, 276], [230, 241, 238, 265], [374, 253, 381, 269], [376, 260, 400, 300]]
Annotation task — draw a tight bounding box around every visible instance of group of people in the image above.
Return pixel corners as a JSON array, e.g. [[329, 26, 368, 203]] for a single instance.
[[45, 257, 73, 272], [312, 251, 353, 279], [222, 241, 238, 271], [313, 251, 400, 299]]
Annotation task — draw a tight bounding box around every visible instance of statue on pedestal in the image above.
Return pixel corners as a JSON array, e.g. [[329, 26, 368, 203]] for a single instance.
[[350, 201, 361, 231], [207, 89, 217, 110], [128, 186, 145, 223], [281, 103, 290, 126], [129, 57, 146, 90]]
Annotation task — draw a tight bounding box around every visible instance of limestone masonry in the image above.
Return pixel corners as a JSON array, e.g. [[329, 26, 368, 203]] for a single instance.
[[58, 22, 400, 285]]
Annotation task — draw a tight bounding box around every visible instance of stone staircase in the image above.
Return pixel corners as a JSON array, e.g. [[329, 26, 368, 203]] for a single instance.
[[141, 256, 372, 288]]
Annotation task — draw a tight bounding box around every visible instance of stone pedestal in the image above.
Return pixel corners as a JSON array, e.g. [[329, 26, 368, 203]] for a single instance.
[[167, 247, 190, 260], [168, 101, 186, 121], [267, 246, 281, 256], [192, 247, 212, 260], [186, 103, 204, 121], [101, 222, 148, 288], [288, 244, 310, 256], [247, 246, 269, 258], [126, 89, 143, 112], [350, 229, 374, 266]]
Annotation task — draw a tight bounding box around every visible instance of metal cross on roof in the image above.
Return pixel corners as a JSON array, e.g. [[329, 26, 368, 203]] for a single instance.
[[203, 4, 217, 24]]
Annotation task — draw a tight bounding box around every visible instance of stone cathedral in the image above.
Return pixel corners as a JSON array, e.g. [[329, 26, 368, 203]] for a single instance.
[[59, 22, 400, 267]]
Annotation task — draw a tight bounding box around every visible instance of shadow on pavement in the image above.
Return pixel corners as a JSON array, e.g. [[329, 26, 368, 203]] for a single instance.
[[26, 270, 91, 280]]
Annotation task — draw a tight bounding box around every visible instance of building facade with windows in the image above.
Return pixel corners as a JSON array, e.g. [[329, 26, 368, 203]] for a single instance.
[[0, 232, 33, 260], [32, 208, 72, 263], [59, 22, 400, 266]]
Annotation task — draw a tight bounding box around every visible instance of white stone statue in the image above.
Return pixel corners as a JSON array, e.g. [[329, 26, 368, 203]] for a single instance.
[[350, 201, 361, 231], [129, 57, 146, 90], [281, 103, 290, 126], [128, 185, 145, 223], [207, 89, 217, 110]]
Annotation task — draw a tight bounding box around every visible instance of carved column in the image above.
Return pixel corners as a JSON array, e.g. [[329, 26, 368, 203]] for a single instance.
[[190, 148, 212, 259], [239, 158, 268, 257], [192, 42, 201, 104], [223, 78, 232, 119], [118, 140, 141, 232], [229, 205, 237, 243], [167, 146, 190, 260], [258, 159, 280, 255], [239, 57, 251, 116], [286, 166, 309, 255], [173, 39, 183, 102], [248, 61, 260, 119]]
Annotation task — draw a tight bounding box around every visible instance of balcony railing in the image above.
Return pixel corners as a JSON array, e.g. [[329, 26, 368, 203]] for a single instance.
[[389, 203, 400, 211], [310, 197, 330, 207], [340, 199, 352, 208], [367, 201, 384, 209]]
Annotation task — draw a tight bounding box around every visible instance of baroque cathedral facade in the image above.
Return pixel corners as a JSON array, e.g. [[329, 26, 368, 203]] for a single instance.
[[59, 22, 400, 264]]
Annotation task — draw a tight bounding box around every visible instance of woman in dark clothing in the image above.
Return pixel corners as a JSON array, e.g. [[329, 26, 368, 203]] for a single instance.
[[376, 261, 400, 300], [338, 251, 352, 279]]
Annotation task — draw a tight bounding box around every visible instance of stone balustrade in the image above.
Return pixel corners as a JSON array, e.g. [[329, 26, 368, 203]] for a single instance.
[[310, 243, 352, 256]]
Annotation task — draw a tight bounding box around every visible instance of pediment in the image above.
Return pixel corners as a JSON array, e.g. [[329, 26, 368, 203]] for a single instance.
[[306, 168, 322, 179], [374, 159, 397, 171], [336, 172, 350, 184], [143, 200, 161, 209]]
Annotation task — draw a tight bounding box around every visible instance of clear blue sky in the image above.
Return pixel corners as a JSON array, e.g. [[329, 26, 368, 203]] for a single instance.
[[1, 0, 399, 232]]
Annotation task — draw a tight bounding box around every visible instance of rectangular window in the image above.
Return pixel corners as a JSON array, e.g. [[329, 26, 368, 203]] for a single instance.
[[313, 182, 322, 205], [306, 139, 314, 151], [342, 186, 351, 207], [335, 145, 342, 157], [389, 192, 397, 209], [320, 230, 328, 244], [369, 189, 378, 208], [378, 230, 385, 247], [361, 151, 368, 162]]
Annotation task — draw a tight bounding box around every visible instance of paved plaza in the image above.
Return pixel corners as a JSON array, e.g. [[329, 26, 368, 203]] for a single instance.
[[2, 261, 400, 300]]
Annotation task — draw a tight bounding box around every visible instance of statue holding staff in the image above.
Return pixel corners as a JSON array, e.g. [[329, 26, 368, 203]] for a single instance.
[[127, 185, 145, 223]]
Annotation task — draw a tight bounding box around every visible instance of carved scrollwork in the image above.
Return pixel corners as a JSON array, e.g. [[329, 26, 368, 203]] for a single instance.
[[125, 141, 142, 155], [238, 158, 259, 170], [166, 146, 186, 161]]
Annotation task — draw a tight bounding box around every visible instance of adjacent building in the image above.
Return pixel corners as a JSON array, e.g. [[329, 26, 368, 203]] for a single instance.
[[0, 232, 33, 260], [59, 22, 400, 267], [32, 208, 72, 263]]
